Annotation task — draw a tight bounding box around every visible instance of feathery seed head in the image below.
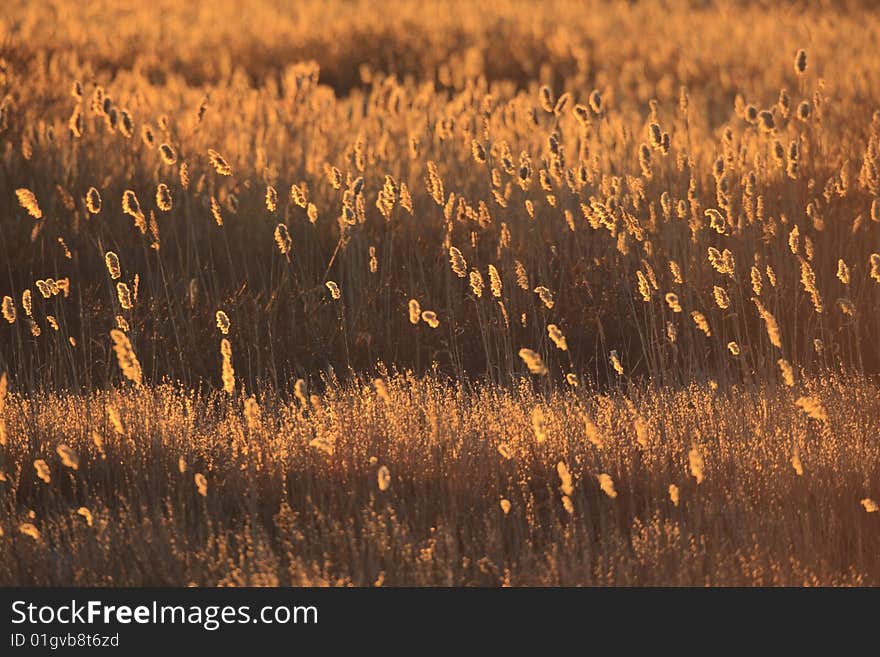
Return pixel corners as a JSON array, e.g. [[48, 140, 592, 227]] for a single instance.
[[547, 324, 567, 350], [86, 187, 102, 214], [208, 149, 232, 176], [15, 188, 42, 219], [105, 252, 121, 280], [408, 299, 421, 325], [519, 348, 548, 375], [2, 297, 15, 324], [449, 247, 467, 278]]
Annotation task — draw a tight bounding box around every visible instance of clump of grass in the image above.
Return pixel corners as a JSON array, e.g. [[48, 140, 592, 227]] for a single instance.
[[1, 0, 880, 587], [0, 373, 876, 586]]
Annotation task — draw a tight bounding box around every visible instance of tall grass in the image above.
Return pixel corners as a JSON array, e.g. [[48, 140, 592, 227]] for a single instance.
[[0, 0, 879, 585], [1, 0, 879, 390], [1, 373, 878, 586]]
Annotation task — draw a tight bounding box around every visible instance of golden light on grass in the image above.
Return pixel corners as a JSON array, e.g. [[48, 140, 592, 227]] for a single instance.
[[195, 472, 208, 497], [2, 0, 880, 588]]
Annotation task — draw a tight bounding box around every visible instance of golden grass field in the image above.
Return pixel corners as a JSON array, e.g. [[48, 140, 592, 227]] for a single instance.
[[0, 0, 879, 585]]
